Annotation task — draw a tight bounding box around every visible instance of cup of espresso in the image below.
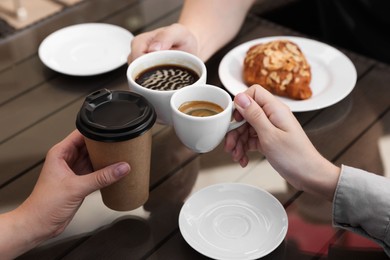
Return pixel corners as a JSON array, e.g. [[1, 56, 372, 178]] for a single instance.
[[170, 84, 245, 153], [76, 89, 156, 211], [127, 50, 207, 125]]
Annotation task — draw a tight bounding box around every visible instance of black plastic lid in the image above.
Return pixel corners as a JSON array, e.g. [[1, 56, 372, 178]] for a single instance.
[[76, 89, 156, 142]]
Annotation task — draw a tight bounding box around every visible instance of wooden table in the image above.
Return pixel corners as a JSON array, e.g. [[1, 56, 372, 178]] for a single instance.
[[1, 0, 389, 259]]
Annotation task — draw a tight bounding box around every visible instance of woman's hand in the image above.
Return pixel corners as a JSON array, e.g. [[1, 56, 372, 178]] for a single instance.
[[224, 85, 340, 200]]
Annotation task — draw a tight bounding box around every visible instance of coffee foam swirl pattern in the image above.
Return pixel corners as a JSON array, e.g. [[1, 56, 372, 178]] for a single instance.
[[136, 65, 199, 91]]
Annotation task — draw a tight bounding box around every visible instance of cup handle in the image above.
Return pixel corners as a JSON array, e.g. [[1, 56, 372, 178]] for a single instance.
[[227, 106, 246, 132], [227, 119, 246, 132]]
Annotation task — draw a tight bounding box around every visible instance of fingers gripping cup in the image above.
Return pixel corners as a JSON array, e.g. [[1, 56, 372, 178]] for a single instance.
[[76, 89, 156, 211], [170, 85, 245, 153], [127, 50, 207, 125]]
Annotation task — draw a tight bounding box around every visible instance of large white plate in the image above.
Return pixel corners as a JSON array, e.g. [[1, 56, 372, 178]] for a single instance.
[[218, 36, 357, 112], [179, 183, 288, 260], [39, 23, 133, 76]]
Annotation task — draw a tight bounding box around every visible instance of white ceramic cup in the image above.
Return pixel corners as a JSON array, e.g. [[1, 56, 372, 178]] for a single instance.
[[127, 50, 207, 125], [170, 84, 246, 153]]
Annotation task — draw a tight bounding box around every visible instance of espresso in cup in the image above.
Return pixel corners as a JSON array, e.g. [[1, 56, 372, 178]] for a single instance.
[[135, 64, 199, 91], [178, 100, 224, 117], [127, 50, 207, 125], [170, 84, 245, 153]]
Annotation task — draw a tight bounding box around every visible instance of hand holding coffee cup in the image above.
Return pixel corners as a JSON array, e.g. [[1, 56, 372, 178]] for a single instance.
[[76, 89, 156, 211], [170, 85, 245, 153], [127, 50, 207, 125]]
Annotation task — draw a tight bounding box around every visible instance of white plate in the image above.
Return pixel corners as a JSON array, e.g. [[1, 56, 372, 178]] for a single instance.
[[218, 36, 357, 112], [39, 23, 133, 76], [179, 183, 288, 260]]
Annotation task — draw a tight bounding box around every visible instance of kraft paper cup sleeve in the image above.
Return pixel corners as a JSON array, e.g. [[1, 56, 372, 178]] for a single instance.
[[85, 131, 152, 211]]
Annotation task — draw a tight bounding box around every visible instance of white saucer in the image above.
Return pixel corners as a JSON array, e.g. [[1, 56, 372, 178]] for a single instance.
[[179, 183, 288, 260], [218, 36, 357, 112], [38, 23, 133, 76]]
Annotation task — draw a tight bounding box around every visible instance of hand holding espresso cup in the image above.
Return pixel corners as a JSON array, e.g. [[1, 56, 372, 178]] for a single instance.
[[170, 84, 245, 153]]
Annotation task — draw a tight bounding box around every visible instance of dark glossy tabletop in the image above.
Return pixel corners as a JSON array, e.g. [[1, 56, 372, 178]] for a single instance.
[[0, 0, 389, 259]]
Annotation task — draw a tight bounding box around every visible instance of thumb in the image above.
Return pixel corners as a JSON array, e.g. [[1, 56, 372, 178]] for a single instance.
[[234, 92, 274, 135], [147, 29, 177, 52], [147, 24, 194, 53], [79, 162, 130, 196]]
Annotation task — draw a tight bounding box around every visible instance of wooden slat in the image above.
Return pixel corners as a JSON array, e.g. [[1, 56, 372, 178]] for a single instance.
[[0, 68, 124, 144]]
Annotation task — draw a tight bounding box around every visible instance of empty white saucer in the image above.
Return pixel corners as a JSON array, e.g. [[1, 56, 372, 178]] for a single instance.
[[39, 23, 133, 76], [179, 183, 288, 259]]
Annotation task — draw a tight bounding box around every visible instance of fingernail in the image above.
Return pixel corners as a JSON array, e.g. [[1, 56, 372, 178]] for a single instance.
[[114, 163, 130, 177], [235, 93, 251, 108], [149, 42, 162, 51]]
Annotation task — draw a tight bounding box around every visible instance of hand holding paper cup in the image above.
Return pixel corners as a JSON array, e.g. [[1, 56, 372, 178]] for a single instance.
[[76, 89, 156, 211], [170, 85, 245, 153]]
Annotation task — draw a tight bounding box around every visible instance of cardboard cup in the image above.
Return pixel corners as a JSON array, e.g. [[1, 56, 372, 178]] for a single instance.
[[76, 89, 156, 211], [85, 130, 152, 211]]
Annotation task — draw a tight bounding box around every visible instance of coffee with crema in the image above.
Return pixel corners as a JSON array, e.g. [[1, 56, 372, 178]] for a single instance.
[[178, 100, 224, 117], [135, 64, 199, 91]]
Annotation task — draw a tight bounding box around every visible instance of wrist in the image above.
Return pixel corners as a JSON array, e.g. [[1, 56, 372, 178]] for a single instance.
[[16, 198, 55, 246], [0, 205, 49, 258], [302, 155, 341, 201]]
